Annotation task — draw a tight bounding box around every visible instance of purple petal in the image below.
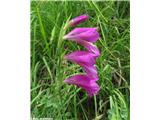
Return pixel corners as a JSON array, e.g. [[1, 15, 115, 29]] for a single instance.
[[82, 64, 99, 80], [64, 74, 100, 96], [69, 15, 89, 26], [76, 40, 100, 58], [65, 50, 99, 80], [64, 28, 100, 42], [66, 28, 97, 36], [64, 50, 96, 66]]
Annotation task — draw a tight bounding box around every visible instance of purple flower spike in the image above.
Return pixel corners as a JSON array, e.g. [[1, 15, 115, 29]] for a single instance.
[[69, 14, 89, 27], [63, 28, 100, 42], [64, 74, 100, 96], [63, 14, 100, 97]]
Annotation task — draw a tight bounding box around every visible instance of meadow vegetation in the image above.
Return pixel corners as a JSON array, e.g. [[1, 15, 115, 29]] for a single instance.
[[31, 1, 130, 119]]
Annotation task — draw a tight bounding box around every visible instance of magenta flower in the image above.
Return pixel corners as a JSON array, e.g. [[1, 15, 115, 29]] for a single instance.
[[64, 51, 96, 66], [68, 14, 89, 27], [82, 64, 99, 80], [64, 75, 100, 96], [65, 51, 98, 80], [64, 15, 100, 96], [63, 28, 100, 42], [76, 40, 100, 58], [64, 28, 100, 57]]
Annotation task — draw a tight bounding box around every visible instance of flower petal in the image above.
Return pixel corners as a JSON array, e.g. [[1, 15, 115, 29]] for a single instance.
[[66, 28, 97, 36], [76, 40, 100, 58], [64, 50, 96, 66], [64, 28, 99, 42], [82, 64, 99, 80], [69, 14, 89, 26], [64, 74, 100, 96]]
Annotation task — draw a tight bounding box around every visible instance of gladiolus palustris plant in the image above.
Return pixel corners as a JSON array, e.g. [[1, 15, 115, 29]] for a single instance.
[[63, 15, 100, 97]]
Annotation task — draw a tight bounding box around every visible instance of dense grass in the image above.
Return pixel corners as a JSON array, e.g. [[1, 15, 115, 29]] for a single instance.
[[31, 1, 130, 120]]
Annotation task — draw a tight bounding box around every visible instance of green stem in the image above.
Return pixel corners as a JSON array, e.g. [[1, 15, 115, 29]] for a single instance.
[[74, 87, 77, 120], [94, 95, 98, 117]]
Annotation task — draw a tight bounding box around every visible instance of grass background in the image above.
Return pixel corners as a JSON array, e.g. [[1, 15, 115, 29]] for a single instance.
[[31, 0, 130, 120]]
